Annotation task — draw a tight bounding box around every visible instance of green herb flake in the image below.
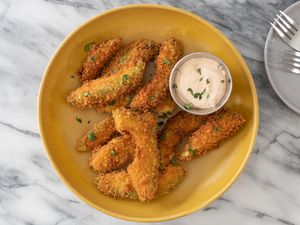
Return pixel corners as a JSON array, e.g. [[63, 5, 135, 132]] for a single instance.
[[122, 74, 129, 83], [199, 77, 203, 82], [83, 92, 90, 97], [87, 132, 96, 141], [70, 75, 75, 79], [159, 133, 166, 141], [127, 95, 133, 104], [188, 144, 197, 156], [119, 56, 127, 64], [90, 56, 96, 63], [187, 88, 194, 96], [163, 58, 171, 65], [87, 120, 91, 124], [213, 126, 221, 133], [194, 93, 200, 98], [172, 83, 177, 89], [183, 103, 193, 110], [148, 95, 155, 101], [221, 80, 225, 83], [108, 100, 116, 106], [75, 116, 82, 123], [159, 113, 168, 119], [206, 79, 210, 84], [147, 42, 153, 49], [170, 157, 177, 165], [228, 79, 231, 83], [157, 121, 164, 127], [111, 150, 118, 157], [84, 42, 95, 52], [197, 68, 202, 75]]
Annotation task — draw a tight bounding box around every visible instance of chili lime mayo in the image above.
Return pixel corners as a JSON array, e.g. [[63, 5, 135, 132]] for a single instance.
[[174, 57, 227, 109]]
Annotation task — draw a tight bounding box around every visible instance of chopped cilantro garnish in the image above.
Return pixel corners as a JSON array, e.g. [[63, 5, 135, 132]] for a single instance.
[[183, 103, 193, 110], [213, 126, 221, 133], [84, 42, 95, 52], [87, 132, 96, 141], [221, 80, 225, 83], [187, 88, 194, 96], [172, 83, 177, 89], [147, 42, 153, 48], [122, 74, 129, 83], [76, 116, 82, 123], [163, 59, 171, 65], [157, 121, 164, 127], [111, 150, 118, 156], [188, 144, 197, 156], [206, 79, 210, 84], [197, 68, 202, 75], [159, 113, 168, 119], [170, 157, 177, 165], [90, 56, 96, 63], [108, 100, 116, 106], [83, 92, 90, 97]]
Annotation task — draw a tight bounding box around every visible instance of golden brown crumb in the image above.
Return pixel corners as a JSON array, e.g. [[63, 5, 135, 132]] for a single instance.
[[77, 116, 116, 151], [89, 134, 135, 173], [158, 111, 208, 168], [177, 110, 246, 161], [66, 60, 145, 109], [97, 165, 186, 200], [80, 38, 122, 82], [130, 37, 183, 111], [112, 107, 159, 202]]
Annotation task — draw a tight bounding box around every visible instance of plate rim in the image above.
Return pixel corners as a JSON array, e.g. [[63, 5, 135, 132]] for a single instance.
[[38, 3, 259, 222], [264, 1, 300, 114]]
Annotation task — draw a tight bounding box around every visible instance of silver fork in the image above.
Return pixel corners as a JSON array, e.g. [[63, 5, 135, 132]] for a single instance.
[[271, 10, 300, 74], [271, 10, 300, 51], [280, 50, 300, 74]]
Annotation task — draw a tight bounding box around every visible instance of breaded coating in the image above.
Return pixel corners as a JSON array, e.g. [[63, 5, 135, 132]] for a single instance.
[[80, 38, 122, 82], [97, 170, 138, 200], [153, 94, 177, 116], [94, 94, 133, 113], [95, 93, 175, 114], [178, 110, 246, 161], [93, 39, 160, 111], [157, 164, 186, 197], [77, 116, 116, 151], [130, 37, 183, 111], [89, 134, 135, 173], [96, 165, 186, 200], [158, 111, 208, 168], [100, 39, 160, 78], [66, 60, 145, 109], [112, 107, 159, 202]]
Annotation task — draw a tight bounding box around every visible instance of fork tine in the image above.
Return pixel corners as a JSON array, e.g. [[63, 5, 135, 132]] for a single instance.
[[282, 59, 300, 68], [276, 14, 295, 35], [270, 22, 292, 43], [283, 50, 300, 57], [282, 54, 300, 62], [280, 64, 300, 74], [279, 10, 299, 31], [274, 18, 293, 38]]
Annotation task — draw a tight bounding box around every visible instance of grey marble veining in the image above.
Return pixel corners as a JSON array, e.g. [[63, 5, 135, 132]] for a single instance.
[[0, 0, 300, 224]]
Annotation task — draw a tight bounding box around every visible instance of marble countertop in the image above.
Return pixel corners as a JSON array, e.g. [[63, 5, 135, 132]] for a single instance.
[[1, 0, 300, 224]]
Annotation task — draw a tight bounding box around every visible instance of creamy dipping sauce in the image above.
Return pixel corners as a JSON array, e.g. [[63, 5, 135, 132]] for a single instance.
[[174, 57, 227, 109]]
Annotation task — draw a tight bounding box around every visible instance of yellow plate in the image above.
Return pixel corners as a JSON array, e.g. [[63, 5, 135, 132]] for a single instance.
[[38, 4, 259, 222]]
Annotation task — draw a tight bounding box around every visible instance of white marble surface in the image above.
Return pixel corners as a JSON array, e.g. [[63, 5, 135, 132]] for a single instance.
[[0, 0, 300, 224]]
